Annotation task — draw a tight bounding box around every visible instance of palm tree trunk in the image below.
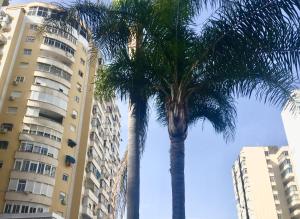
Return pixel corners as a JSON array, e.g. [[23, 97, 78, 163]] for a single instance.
[[127, 100, 140, 219], [170, 136, 185, 219]]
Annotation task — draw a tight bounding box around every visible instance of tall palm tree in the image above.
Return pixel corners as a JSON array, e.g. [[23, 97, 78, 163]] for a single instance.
[[147, 0, 300, 218], [44, 1, 155, 218]]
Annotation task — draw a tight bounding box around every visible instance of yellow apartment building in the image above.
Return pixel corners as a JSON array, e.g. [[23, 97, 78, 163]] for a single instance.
[[0, 2, 121, 219]]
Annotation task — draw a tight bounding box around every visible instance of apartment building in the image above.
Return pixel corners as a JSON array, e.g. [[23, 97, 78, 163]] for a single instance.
[[232, 146, 300, 219], [0, 2, 120, 219], [282, 90, 300, 185], [75, 99, 121, 219]]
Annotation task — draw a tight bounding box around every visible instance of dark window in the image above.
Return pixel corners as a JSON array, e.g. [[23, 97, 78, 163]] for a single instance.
[[37, 163, 45, 174], [12, 204, 20, 213], [0, 141, 8, 149], [0, 161, 3, 168], [21, 205, 29, 213], [21, 160, 30, 172], [29, 207, 36, 213], [1, 123, 13, 131], [78, 71, 83, 77], [17, 180, 26, 192], [4, 204, 12, 213], [62, 174, 68, 181]]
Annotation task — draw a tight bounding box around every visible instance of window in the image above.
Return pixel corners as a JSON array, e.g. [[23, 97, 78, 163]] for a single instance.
[[33, 145, 41, 153], [21, 160, 30, 172], [34, 77, 69, 95], [264, 151, 269, 156], [78, 70, 83, 77], [274, 194, 279, 200], [28, 6, 38, 16], [76, 83, 82, 92], [29, 24, 38, 31], [4, 204, 12, 213], [15, 76, 25, 83], [10, 91, 21, 98], [30, 91, 68, 110], [7, 107, 18, 114], [0, 141, 8, 149], [44, 37, 75, 56], [1, 123, 13, 131], [46, 26, 77, 44], [17, 180, 26, 192], [29, 207, 36, 213], [24, 49, 32, 55], [75, 96, 79, 103], [25, 36, 35, 42], [22, 123, 62, 142], [59, 192, 66, 204], [29, 162, 38, 172], [37, 163, 45, 174], [62, 174, 68, 181], [37, 7, 49, 17], [14, 160, 22, 171], [80, 58, 85, 65], [270, 176, 275, 182], [44, 165, 51, 175], [37, 62, 71, 81], [19, 62, 29, 68], [0, 161, 3, 168], [12, 204, 20, 213], [21, 205, 29, 213]]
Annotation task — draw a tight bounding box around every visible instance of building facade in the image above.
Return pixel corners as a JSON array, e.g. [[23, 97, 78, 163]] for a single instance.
[[282, 90, 300, 186], [0, 2, 120, 219], [232, 146, 300, 219]]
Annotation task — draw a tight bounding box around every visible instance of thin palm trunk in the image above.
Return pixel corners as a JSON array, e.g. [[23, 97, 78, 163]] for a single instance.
[[170, 136, 185, 219], [127, 99, 140, 219], [168, 102, 187, 219]]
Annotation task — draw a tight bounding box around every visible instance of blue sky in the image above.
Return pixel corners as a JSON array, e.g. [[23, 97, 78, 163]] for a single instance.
[[118, 98, 287, 219], [9, 0, 289, 218]]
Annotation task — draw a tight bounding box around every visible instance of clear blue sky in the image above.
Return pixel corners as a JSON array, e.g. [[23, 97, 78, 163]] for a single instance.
[[118, 98, 287, 219], [10, 0, 289, 218]]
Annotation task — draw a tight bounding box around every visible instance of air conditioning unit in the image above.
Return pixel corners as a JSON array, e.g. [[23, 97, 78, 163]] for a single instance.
[[71, 112, 77, 119], [61, 198, 67, 205], [13, 80, 19, 86], [9, 95, 15, 101], [0, 127, 8, 134]]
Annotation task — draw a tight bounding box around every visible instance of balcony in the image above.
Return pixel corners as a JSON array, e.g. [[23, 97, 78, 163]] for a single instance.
[[84, 188, 99, 204], [86, 172, 100, 188], [27, 100, 66, 117], [81, 207, 96, 219], [283, 172, 295, 183], [37, 56, 73, 75], [23, 116, 63, 133], [40, 44, 75, 65], [5, 191, 52, 206], [291, 209, 300, 218], [10, 170, 55, 185], [0, 33, 6, 45], [15, 151, 58, 167], [19, 133, 61, 149]]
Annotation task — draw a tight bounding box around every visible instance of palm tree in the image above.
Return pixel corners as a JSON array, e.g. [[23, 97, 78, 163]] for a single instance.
[[147, 0, 300, 218], [43, 1, 155, 218]]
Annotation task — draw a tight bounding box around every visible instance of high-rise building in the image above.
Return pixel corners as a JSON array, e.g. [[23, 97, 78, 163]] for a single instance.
[[73, 99, 121, 219], [232, 146, 300, 219], [282, 90, 300, 185], [0, 2, 120, 219]]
